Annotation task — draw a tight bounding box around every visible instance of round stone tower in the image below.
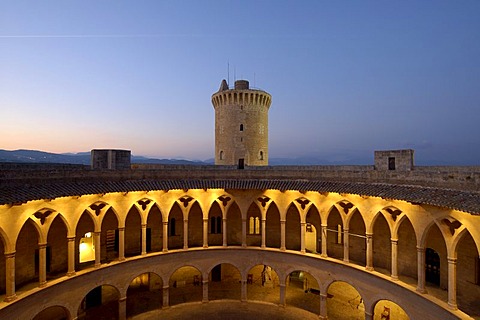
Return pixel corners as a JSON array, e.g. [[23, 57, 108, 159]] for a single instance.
[[212, 79, 272, 167]]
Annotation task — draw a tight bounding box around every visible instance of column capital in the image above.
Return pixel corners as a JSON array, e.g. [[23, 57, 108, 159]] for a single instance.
[[416, 246, 425, 252], [4, 251, 16, 258], [390, 238, 398, 243], [447, 257, 457, 264], [118, 227, 125, 231], [162, 221, 168, 225], [67, 236, 76, 241], [141, 223, 147, 228], [38, 243, 48, 249]]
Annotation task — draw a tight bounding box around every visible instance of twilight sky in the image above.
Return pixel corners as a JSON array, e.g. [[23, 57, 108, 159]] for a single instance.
[[1, 1, 479, 165]]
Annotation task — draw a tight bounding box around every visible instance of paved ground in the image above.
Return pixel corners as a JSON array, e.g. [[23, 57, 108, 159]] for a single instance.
[[131, 300, 321, 320]]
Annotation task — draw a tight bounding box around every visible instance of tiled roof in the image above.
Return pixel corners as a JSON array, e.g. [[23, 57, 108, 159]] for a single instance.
[[1, 179, 479, 215]]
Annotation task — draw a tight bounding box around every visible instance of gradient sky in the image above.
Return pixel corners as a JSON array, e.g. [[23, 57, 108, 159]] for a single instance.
[[1, 1, 479, 164]]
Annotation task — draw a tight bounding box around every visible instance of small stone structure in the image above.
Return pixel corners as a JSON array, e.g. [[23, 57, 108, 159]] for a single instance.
[[374, 149, 414, 171], [90, 149, 131, 170], [211, 79, 272, 167]]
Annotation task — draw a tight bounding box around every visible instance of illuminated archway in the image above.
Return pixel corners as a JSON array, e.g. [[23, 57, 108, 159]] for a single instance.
[[208, 263, 241, 301], [286, 270, 319, 314], [169, 266, 202, 306], [327, 281, 364, 319], [127, 272, 163, 317], [78, 285, 120, 319], [373, 299, 409, 320], [247, 264, 280, 304]]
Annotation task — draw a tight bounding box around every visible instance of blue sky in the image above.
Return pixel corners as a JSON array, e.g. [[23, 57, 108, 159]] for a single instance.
[[1, 1, 479, 164]]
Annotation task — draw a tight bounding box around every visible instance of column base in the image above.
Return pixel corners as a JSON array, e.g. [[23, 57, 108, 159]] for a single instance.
[[162, 249, 168, 253], [4, 294, 17, 302], [365, 266, 374, 271], [391, 275, 399, 281], [280, 247, 286, 251], [67, 271, 76, 277], [39, 281, 47, 288], [203, 245, 208, 249], [448, 302, 458, 310], [320, 254, 327, 258], [416, 287, 427, 294]]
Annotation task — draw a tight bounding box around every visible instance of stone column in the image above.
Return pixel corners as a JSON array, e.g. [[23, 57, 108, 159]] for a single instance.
[[261, 218, 266, 248], [183, 219, 188, 250], [321, 224, 327, 258], [343, 228, 349, 263], [202, 279, 209, 303], [391, 238, 399, 280], [416, 246, 427, 293], [280, 220, 286, 251], [222, 218, 227, 247], [94, 232, 101, 267], [67, 236, 76, 276], [38, 243, 47, 287], [241, 278, 247, 302], [141, 224, 147, 255], [365, 233, 373, 271], [319, 293, 328, 319], [163, 285, 169, 308], [4, 252, 17, 302], [279, 283, 286, 306], [118, 296, 127, 320], [300, 222, 306, 254], [241, 218, 247, 247], [447, 257, 458, 310], [118, 228, 125, 260], [203, 219, 208, 248], [162, 222, 168, 252]]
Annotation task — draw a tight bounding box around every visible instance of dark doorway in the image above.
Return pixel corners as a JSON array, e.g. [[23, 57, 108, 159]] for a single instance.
[[86, 286, 102, 308], [146, 228, 152, 252], [238, 158, 244, 169], [388, 157, 396, 170], [212, 264, 222, 282], [426, 248, 440, 285]]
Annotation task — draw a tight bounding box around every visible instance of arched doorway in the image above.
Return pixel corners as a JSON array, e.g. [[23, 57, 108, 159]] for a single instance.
[[246, 264, 280, 304], [286, 270, 319, 314], [372, 213, 391, 272], [125, 206, 142, 257], [76, 211, 95, 270], [78, 285, 119, 319], [47, 215, 68, 280], [101, 208, 118, 262], [226, 202, 242, 246], [208, 201, 223, 246], [327, 281, 364, 319], [327, 206, 343, 259], [168, 203, 184, 249], [188, 202, 203, 248], [16, 219, 39, 289], [169, 266, 202, 306], [305, 206, 321, 253], [286, 204, 301, 250], [348, 210, 366, 266], [208, 263, 241, 301], [127, 272, 163, 317], [246, 202, 261, 246], [265, 203, 280, 248], [147, 204, 163, 252]]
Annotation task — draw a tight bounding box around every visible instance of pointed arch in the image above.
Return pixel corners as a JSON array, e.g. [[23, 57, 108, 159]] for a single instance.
[[285, 203, 301, 250], [246, 202, 261, 246], [188, 201, 203, 248], [168, 202, 183, 250], [326, 205, 344, 260], [146, 203, 163, 252], [305, 205, 321, 253], [75, 210, 96, 270], [47, 214, 68, 279], [372, 212, 392, 271], [265, 202, 280, 248], [101, 207, 120, 261], [15, 218, 40, 290], [226, 202, 242, 245], [208, 201, 223, 246], [125, 205, 142, 257], [348, 209, 366, 266]]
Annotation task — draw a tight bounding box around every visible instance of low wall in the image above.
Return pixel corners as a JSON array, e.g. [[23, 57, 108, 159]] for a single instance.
[[1, 163, 479, 191]]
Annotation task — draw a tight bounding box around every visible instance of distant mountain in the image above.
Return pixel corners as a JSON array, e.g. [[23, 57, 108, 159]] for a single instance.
[[0, 149, 207, 165], [0, 149, 374, 166]]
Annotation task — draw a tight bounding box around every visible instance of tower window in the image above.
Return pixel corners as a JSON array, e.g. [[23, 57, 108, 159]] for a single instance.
[[240, 124, 244, 131], [259, 151, 264, 160], [219, 151, 224, 160], [388, 157, 396, 170]]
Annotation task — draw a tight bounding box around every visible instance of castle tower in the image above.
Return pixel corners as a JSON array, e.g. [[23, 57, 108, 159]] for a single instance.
[[212, 79, 272, 167]]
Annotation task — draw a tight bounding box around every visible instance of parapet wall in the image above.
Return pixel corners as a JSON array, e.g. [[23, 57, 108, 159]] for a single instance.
[[0, 163, 479, 191]]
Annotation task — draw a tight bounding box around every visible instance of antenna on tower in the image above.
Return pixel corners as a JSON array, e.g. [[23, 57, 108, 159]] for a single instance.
[[227, 62, 230, 87]]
